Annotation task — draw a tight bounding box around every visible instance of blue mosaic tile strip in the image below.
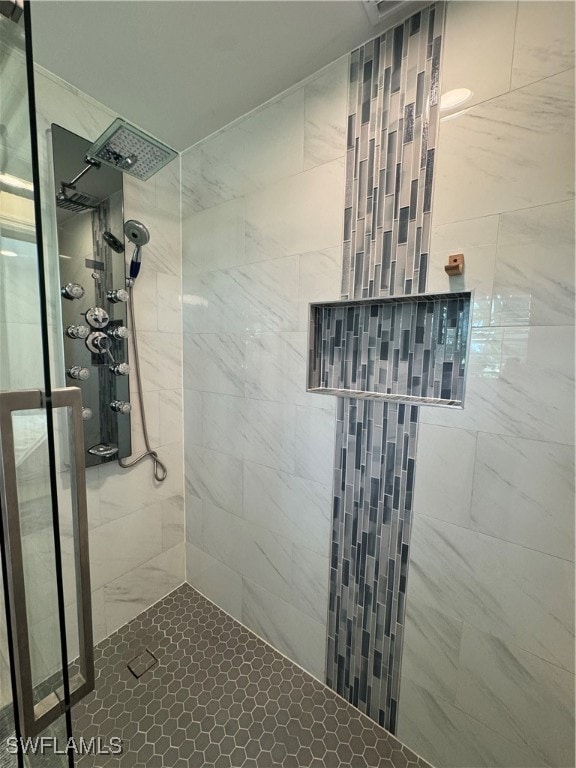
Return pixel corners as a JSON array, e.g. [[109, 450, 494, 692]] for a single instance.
[[326, 3, 445, 734], [309, 292, 471, 406]]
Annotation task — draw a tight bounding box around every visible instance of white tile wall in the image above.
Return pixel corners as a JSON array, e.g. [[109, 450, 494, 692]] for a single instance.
[[29, 66, 185, 652], [181, 57, 347, 678], [398, 3, 575, 766]]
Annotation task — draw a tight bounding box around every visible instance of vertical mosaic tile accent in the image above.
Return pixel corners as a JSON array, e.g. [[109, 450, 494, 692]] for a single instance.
[[326, 4, 444, 733]]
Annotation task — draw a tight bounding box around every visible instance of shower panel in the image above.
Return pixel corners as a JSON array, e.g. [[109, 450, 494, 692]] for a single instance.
[[52, 124, 132, 467]]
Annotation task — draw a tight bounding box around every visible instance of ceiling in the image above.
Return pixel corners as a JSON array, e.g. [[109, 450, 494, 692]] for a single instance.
[[30, 1, 397, 152]]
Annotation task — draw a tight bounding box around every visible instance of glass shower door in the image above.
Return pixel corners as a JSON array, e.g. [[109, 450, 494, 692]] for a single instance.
[[0, 2, 93, 763]]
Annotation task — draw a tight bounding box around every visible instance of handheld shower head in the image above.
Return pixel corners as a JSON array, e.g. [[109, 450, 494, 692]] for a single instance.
[[124, 219, 150, 283]]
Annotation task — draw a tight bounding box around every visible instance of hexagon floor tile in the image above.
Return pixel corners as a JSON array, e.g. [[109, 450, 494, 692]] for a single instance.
[[73, 584, 432, 768]]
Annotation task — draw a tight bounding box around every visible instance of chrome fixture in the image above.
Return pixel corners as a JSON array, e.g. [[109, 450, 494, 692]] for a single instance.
[[82, 407, 93, 420], [85, 306, 110, 329], [87, 118, 177, 181], [66, 324, 90, 340], [85, 332, 113, 357], [107, 288, 129, 304], [55, 156, 101, 212], [87, 444, 118, 458], [108, 326, 129, 340], [110, 400, 132, 415], [61, 282, 85, 300], [110, 362, 130, 376], [67, 365, 90, 381]]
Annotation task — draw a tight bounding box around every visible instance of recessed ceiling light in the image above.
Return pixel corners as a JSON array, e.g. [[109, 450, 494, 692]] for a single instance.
[[440, 88, 473, 111]]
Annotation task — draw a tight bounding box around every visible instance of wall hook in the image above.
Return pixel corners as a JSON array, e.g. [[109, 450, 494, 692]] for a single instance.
[[445, 253, 464, 277]]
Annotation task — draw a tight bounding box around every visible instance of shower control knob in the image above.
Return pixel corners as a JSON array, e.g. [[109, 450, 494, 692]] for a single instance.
[[107, 288, 129, 304], [86, 331, 112, 355], [108, 326, 129, 340], [81, 407, 93, 421], [61, 282, 85, 300], [66, 324, 90, 340], [110, 362, 130, 376], [85, 306, 110, 329], [110, 400, 132, 414], [67, 365, 90, 381]]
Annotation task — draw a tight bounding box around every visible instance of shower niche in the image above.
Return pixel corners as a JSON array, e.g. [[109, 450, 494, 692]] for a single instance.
[[308, 291, 473, 407], [51, 124, 131, 467]]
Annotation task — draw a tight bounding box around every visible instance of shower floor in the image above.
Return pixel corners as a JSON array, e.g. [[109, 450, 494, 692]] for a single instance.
[[73, 584, 429, 768]]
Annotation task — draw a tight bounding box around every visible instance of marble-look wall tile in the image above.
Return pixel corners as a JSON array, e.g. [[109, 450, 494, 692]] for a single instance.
[[131, 267, 159, 332], [88, 501, 163, 591], [243, 462, 331, 557], [204, 91, 305, 209], [182, 44, 347, 683], [182, 269, 241, 335], [421, 325, 575, 445], [202, 393, 296, 472], [492, 200, 575, 327], [184, 333, 245, 396], [161, 495, 185, 551], [428, 215, 499, 328], [233, 256, 300, 332], [303, 57, 348, 170], [297, 246, 342, 331], [243, 158, 344, 264], [185, 445, 243, 517], [294, 405, 335, 485], [185, 542, 243, 622], [413, 424, 476, 528], [434, 69, 575, 225], [400, 602, 462, 705], [183, 388, 203, 448], [134, 331, 182, 393], [157, 272, 182, 333], [244, 331, 323, 408], [456, 626, 575, 767], [397, 677, 544, 768], [399, 4, 575, 767], [512, 0, 575, 89], [202, 501, 295, 610], [242, 578, 326, 681], [182, 197, 245, 277], [291, 544, 330, 626], [184, 492, 203, 547], [471, 434, 574, 561], [103, 543, 184, 635], [439, 1, 517, 112], [408, 515, 575, 673]]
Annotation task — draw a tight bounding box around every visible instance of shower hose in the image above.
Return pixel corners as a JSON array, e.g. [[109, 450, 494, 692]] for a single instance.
[[118, 284, 168, 482]]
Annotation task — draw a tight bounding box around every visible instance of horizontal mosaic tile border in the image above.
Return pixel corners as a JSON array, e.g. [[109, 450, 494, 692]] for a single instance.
[[327, 2, 445, 735], [309, 292, 471, 406]]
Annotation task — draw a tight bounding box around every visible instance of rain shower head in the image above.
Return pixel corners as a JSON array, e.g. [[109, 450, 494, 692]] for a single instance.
[[87, 118, 177, 181]]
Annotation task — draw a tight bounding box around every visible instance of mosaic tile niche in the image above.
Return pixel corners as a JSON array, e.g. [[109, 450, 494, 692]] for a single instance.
[[325, 4, 446, 733], [308, 292, 472, 406]]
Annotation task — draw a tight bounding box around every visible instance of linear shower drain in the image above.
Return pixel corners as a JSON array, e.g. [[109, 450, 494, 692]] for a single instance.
[[127, 649, 158, 679]]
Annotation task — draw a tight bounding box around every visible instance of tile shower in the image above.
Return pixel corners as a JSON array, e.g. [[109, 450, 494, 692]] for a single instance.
[[1, 1, 573, 767]]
